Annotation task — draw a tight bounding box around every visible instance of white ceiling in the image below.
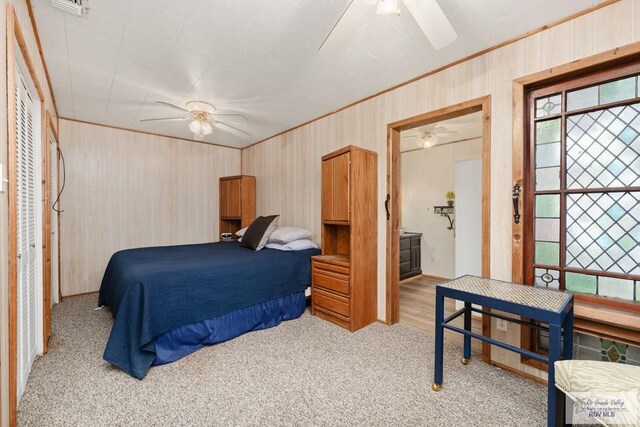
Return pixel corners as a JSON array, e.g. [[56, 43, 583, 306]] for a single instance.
[[32, 0, 608, 148], [400, 110, 482, 152]]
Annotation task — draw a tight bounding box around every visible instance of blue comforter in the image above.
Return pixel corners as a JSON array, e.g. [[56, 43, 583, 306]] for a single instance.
[[98, 242, 320, 378]]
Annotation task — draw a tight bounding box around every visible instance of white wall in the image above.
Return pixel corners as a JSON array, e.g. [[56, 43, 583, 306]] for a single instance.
[[401, 139, 483, 279]]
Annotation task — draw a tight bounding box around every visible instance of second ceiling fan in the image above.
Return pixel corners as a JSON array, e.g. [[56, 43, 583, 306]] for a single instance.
[[320, 0, 457, 50], [141, 101, 250, 138]]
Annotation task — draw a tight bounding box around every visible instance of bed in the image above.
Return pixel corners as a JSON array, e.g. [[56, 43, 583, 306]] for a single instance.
[[98, 241, 320, 379]]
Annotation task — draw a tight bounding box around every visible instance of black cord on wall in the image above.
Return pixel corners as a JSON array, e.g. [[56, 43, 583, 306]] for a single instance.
[[52, 146, 65, 213]]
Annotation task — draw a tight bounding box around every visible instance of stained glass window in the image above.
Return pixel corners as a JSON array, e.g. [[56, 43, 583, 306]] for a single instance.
[[535, 94, 561, 117], [566, 192, 640, 276], [530, 73, 640, 307], [566, 104, 640, 189], [535, 268, 560, 289]]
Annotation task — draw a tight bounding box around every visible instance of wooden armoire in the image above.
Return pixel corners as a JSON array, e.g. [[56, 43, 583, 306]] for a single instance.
[[311, 145, 377, 332], [219, 175, 256, 240]]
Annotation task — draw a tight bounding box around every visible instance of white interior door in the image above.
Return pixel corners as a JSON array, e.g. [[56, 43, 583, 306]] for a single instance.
[[15, 68, 41, 400], [454, 158, 482, 315], [454, 158, 482, 277]]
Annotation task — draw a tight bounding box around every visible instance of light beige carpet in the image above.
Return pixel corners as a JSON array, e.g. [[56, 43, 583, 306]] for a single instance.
[[18, 294, 547, 426]]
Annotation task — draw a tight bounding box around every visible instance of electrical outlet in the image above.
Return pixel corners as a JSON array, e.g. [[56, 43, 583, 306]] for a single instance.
[[497, 319, 508, 331]]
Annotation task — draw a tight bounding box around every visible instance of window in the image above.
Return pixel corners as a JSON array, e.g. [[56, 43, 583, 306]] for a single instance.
[[526, 62, 640, 312]]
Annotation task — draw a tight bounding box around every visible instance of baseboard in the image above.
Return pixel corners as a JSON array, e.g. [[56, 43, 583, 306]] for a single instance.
[[489, 360, 547, 385], [422, 274, 449, 282], [62, 290, 99, 298]]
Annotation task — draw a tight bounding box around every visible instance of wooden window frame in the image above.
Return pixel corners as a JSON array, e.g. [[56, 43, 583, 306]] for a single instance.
[[526, 60, 640, 311], [513, 42, 640, 371]]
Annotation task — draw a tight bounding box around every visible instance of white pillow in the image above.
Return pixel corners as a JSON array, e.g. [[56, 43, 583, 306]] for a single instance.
[[235, 227, 247, 237], [268, 226, 313, 244], [265, 242, 284, 250], [267, 239, 319, 251]]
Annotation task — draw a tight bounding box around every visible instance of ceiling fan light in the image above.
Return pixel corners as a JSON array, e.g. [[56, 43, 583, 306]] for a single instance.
[[419, 135, 438, 148], [376, 0, 398, 15], [189, 119, 203, 135], [201, 121, 213, 136]]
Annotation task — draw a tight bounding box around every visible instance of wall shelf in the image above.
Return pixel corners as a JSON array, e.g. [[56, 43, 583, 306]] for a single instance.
[[434, 205, 455, 233]]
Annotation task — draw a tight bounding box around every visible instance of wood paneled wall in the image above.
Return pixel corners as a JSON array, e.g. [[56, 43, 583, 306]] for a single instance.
[[242, 0, 640, 380], [401, 139, 483, 279], [58, 120, 240, 296]]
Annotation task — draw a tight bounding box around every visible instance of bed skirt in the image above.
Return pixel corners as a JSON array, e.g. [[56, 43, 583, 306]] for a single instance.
[[152, 291, 306, 366]]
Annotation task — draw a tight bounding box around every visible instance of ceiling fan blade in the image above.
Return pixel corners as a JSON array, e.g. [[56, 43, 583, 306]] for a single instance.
[[436, 131, 458, 136], [319, 0, 355, 50], [401, 134, 420, 139], [214, 121, 251, 137], [402, 0, 457, 50], [212, 113, 248, 123], [140, 116, 190, 122], [157, 100, 191, 113]]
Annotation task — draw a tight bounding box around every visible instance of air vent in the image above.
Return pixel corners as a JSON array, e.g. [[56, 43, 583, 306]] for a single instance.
[[50, 0, 84, 16]]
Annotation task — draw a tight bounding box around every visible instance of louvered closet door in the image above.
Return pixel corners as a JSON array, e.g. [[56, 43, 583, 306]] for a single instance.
[[50, 140, 59, 305], [15, 70, 37, 399]]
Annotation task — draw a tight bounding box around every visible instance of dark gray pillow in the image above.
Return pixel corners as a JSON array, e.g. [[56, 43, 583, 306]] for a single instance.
[[239, 215, 280, 250]]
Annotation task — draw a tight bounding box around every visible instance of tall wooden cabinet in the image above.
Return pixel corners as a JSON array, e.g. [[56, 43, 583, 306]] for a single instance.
[[219, 175, 256, 240], [311, 146, 377, 332]]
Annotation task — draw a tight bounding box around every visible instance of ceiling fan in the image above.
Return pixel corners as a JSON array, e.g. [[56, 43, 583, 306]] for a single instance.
[[320, 0, 457, 50], [402, 126, 457, 148], [141, 101, 250, 138]]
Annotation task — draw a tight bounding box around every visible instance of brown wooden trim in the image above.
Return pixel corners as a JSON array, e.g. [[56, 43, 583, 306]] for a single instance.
[[241, 0, 620, 152], [480, 98, 492, 363], [56, 117, 62, 303], [25, 0, 58, 118], [386, 125, 401, 325], [42, 111, 59, 354], [388, 96, 489, 131], [10, 8, 44, 101], [47, 111, 58, 142], [6, 6, 18, 425], [574, 293, 640, 313], [512, 80, 526, 285], [418, 274, 450, 282], [386, 95, 492, 363], [6, 5, 49, 424], [41, 105, 50, 355], [62, 290, 99, 298], [58, 117, 241, 151]]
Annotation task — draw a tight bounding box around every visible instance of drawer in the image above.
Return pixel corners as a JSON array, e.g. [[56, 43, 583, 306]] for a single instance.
[[313, 289, 349, 318], [313, 307, 350, 330], [400, 261, 411, 275], [400, 238, 411, 251], [400, 249, 410, 263], [313, 260, 350, 276], [313, 271, 349, 295], [411, 237, 421, 247]]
